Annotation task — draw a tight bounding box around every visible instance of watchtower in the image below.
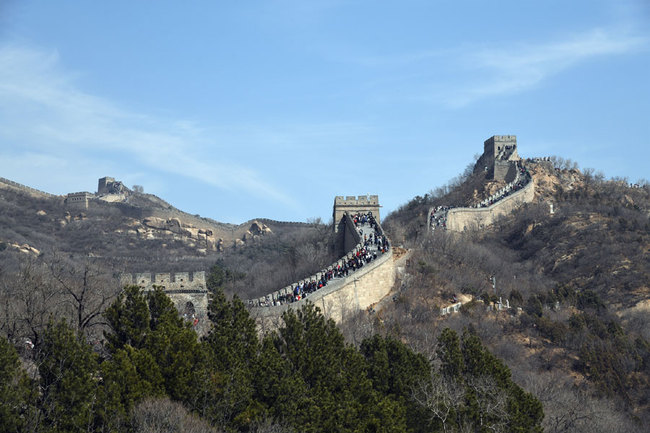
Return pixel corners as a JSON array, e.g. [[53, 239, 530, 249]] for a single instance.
[[484, 135, 518, 160], [474, 135, 520, 181], [97, 177, 115, 195], [333, 195, 380, 232], [65, 192, 91, 209]]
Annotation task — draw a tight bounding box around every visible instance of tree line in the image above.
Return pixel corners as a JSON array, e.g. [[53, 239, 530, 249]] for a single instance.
[[1, 284, 543, 433]]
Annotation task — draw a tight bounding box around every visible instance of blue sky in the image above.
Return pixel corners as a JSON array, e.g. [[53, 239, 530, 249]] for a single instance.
[[1, 0, 648, 223]]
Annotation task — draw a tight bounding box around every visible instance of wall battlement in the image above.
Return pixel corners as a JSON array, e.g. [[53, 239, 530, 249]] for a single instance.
[[333, 195, 381, 231], [432, 135, 536, 232], [119, 271, 210, 335], [120, 271, 207, 292], [255, 218, 312, 227], [334, 195, 379, 206]]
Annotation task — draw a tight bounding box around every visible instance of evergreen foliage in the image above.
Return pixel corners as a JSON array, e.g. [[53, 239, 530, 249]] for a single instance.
[[0, 336, 37, 433], [0, 287, 545, 432], [421, 328, 544, 433], [38, 319, 100, 433]]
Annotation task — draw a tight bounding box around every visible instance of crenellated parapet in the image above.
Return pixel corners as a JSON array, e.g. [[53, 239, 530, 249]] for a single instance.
[[119, 270, 210, 334], [444, 178, 534, 231], [65, 192, 92, 209], [333, 195, 381, 231], [120, 271, 207, 292]]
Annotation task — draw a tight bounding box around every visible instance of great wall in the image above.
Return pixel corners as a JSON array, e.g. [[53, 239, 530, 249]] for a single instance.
[[247, 210, 397, 329], [1, 135, 544, 328], [0, 176, 57, 198], [118, 271, 211, 334], [245, 136, 542, 327], [430, 135, 539, 232]]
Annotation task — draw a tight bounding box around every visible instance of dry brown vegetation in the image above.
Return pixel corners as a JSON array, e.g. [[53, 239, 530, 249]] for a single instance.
[[372, 161, 650, 431], [1, 161, 648, 431], [0, 181, 338, 301]]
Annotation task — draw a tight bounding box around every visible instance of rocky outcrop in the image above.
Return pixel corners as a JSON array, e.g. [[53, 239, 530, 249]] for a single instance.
[[241, 220, 272, 243], [249, 221, 272, 236], [111, 217, 272, 254], [135, 217, 218, 252], [2, 241, 40, 256]]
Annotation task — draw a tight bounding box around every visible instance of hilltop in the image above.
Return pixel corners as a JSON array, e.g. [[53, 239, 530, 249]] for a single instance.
[[371, 157, 650, 430], [0, 142, 648, 432]]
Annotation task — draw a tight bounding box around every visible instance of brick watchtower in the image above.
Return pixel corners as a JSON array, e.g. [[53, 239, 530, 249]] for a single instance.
[[333, 195, 380, 232], [474, 135, 521, 181]]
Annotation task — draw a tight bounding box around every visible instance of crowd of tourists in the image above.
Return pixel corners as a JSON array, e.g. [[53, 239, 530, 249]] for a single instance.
[[253, 212, 390, 307], [473, 165, 531, 209], [429, 163, 532, 233], [429, 206, 453, 232]]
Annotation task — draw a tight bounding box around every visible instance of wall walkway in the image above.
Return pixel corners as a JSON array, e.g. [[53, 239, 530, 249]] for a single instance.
[[0, 176, 57, 198], [429, 164, 535, 232], [446, 179, 534, 231], [248, 214, 396, 327]]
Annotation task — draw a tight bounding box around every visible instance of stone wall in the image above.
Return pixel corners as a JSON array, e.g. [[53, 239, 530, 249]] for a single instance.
[[97, 177, 115, 195], [120, 271, 207, 291], [474, 135, 520, 180], [250, 213, 395, 329], [119, 270, 210, 334], [255, 218, 312, 227], [0, 176, 57, 198], [251, 248, 395, 328], [493, 160, 517, 183], [65, 192, 91, 209], [337, 212, 362, 255], [446, 178, 535, 231]]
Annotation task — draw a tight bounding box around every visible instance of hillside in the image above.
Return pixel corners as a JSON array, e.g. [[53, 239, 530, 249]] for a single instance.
[[0, 176, 338, 299], [373, 160, 650, 431], [0, 159, 648, 432]]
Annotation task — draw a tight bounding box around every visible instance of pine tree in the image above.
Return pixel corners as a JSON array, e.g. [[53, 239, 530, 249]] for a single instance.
[[276, 303, 405, 433], [361, 334, 430, 433], [38, 319, 100, 433], [104, 285, 150, 352], [104, 286, 202, 405], [196, 288, 260, 430], [252, 334, 309, 424], [0, 336, 38, 433], [144, 288, 202, 402], [437, 328, 464, 379], [98, 345, 165, 429]]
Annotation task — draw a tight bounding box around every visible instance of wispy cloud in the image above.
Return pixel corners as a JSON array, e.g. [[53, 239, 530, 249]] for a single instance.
[[444, 28, 648, 107], [0, 44, 298, 207]]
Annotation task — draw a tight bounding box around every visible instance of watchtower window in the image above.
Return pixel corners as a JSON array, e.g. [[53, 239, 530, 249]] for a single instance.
[[184, 302, 195, 317]]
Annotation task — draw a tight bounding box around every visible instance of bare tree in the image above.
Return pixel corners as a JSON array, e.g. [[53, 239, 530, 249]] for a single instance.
[[0, 253, 119, 347], [466, 375, 509, 433], [0, 258, 63, 347], [130, 398, 222, 433], [48, 255, 119, 333], [411, 374, 464, 433]]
